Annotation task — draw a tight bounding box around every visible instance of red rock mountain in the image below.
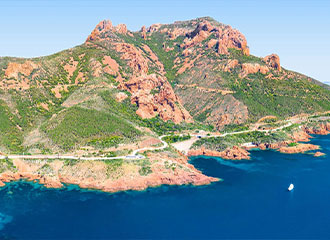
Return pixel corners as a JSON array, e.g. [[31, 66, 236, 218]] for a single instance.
[[0, 16, 329, 155]]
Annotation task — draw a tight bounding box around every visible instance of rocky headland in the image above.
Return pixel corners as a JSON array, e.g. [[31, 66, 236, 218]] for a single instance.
[[0, 152, 219, 192]]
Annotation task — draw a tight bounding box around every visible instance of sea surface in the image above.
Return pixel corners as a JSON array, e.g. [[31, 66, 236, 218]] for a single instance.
[[1, 135, 330, 239]]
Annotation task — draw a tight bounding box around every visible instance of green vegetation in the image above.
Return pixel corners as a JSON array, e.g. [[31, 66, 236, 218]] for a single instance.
[[308, 112, 330, 119], [224, 70, 330, 121], [38, 163, 54, 175], [0, 158, 16, 174], [261, 117, 278, 123], [288, 142, 298, 147], [258, 122, 286, 130], [104, 159, 123, 178], [0, 101, 23, 153], [221, 124, 249, 133], [145, 32, 182, 85], [228, 48, 265, 65], [193, 131, 288, 152], [99, 91, 140, 122], [164, 161, 177, 171], [142, 117, 213, 135], [88, 136, 123, 148], [139, 166, 152, 176], [282, 124, 300, 134], [64, 159, 79, 166], [42, 106, 141, 150], [163, 134, 191, 143]]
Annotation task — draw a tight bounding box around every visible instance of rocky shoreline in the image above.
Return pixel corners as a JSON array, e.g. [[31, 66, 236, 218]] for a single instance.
[[188, 145, 250, 160], [1, 122, 329, 192], [188, 122, 330, 160], [0, 152, 219, 193]]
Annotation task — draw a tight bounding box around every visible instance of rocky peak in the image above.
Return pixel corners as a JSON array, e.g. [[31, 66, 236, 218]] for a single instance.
[[181, 19, 249, 56], [114, 23, 128, 34], [86, 20, 113, 42], [263, 54, 281, 71], [217, 26, 249, 55], [86, 20, 128, 42], [147, 24, 162, 33], [187, 21, 215, 39], [140, 26, 147, 39]]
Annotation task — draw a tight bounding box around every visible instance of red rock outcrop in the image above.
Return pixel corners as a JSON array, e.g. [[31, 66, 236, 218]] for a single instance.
[[207, 39, 218, 49], [239, 63, 269, 78], [114, 23, 127, 34], [188, 146, 250, 160], [167, 28, 188, 40], [291, 130, 311, 142], [86, 20, 129, 42], [115, 43, 149, 74], [223, 59, 239, 72], [140, 26, 147, 39], [217, 26, 249, 56], [278, 143, 319, 154], [182, 21, 213, 49], [147, 24, 162, 33], [102, 56, 120, 76], [89, 59, 103, 77], [0, 153, 219, 193], [5, 61, 38, 79], [303, 122, 330, 135], [86, 20, 113, 42], [256, 142, 288, 150], [180, 21, 249, 56], [120, 74, 193, 123], [314, 151, 325, 157], [0, 60, 39, 90], [115, 92, 128, 102], [263, 54, 281, 71], [63, 57, 78, 79]]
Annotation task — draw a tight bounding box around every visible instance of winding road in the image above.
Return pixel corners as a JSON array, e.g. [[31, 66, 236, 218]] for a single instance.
[[0, 136, 169, 161], [0, 120, 294, 161]]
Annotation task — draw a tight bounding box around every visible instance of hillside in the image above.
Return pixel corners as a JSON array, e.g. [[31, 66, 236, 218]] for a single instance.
[[0, 16, 330, 155]]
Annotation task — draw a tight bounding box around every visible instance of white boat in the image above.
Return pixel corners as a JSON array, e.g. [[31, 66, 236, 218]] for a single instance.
[[288, 183, 294, 191]]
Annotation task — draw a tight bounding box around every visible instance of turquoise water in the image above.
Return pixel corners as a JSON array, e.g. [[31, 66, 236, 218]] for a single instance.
[[1, 134, 330, 239]]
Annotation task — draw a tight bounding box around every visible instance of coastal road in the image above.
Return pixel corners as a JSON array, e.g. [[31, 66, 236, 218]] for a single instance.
[[0, 136, 169, 161], [171, 120, 293, 154], [0, 121, 293, 160], [131, 135, 168, 155]]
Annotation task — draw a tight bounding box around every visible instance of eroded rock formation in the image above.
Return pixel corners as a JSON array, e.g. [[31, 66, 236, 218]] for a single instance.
[[263, 54, 281, 71], [239, 63, 269, 78], [180, 21, 249, 56], [120, 74, 193, 123]]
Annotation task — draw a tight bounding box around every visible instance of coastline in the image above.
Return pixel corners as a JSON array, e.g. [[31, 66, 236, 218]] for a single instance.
[[188, 122, 330, 160], [0, 152, 219, 193], [1, 120, 329, 193]]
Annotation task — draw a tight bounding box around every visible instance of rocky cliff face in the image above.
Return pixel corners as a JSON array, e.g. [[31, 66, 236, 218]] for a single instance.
[[83, 20, 194, 124], [120, 74, 193, 123]]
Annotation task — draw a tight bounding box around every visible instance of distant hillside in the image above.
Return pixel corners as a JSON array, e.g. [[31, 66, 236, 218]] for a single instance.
[[0, 16, 330, 154]]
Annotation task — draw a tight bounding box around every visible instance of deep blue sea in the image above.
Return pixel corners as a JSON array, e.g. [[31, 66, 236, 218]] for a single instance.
[[1, 134, 330, 239]]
